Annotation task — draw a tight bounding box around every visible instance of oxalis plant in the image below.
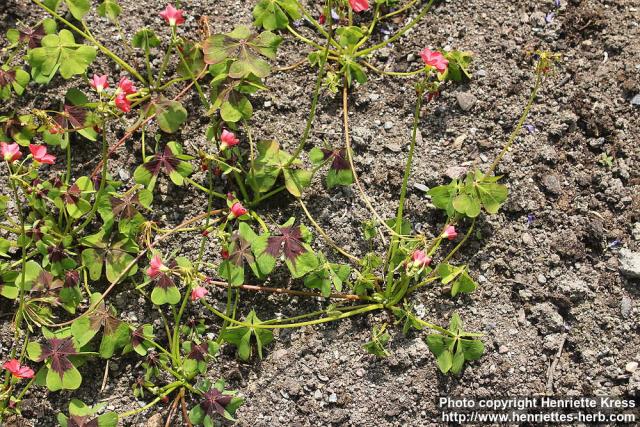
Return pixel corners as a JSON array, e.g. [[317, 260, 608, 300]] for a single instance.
[[0, 0, 558, 424]]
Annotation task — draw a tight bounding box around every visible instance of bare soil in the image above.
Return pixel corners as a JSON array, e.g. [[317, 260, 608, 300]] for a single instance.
[[1, 0, 639, 426]]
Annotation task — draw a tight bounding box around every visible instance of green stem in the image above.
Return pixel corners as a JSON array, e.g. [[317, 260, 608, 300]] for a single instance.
[[384, 82, 424, 294], [249, 185, 286, 207], [173, 29, 209, 109], [380, 0, 420, 20], [185, 177, 226, 200], [486, 71, 543, 175], [356, 0, 436, 58], [31, 0, 146, 84], [72, 122, 109, 235], [120, 384, 182, 418], [285, 1, 334, 168], [155, 38, 174, 90], [362, 61, 425, 77], [204, 301, 383, 329]]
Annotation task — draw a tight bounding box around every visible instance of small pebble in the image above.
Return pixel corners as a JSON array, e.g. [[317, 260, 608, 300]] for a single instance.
[[537, 274, 547, 284], [328, 393, 338, 403], [631, 94, 640, 106], [313, 390, 323, 400], [626, 361, 638, 373], [383, 121, 394, 130]]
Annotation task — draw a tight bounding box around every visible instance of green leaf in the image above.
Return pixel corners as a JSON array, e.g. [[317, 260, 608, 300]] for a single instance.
[[81, 248, 103, 281], [460, 338, 484, 360], [71, 317, 98, 347], [97, 0, 122, 22], [151, 283, 181, 306], [428, 181, 458, 217], [475, 177, 508, 214], [28, 30, 96, 81], [283, 168, 312, 197], [221, 310, 273, 361], [153, 100, 188, 133], [105, 250, 135, 283], [252, 0, 301, 30], [132, 29, 160, 49], [65, 0, 90, 20]]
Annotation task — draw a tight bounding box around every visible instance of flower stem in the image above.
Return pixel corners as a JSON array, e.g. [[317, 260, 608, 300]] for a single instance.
[[285, 2, 335, 168], [486, 71, 543, 175], [384, 81, 424, 295], [341, 82, 398, 240], [355, 0, 436, 58]]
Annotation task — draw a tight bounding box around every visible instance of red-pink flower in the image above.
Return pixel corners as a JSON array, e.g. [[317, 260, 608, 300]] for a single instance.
[[29, 144, 56, 165], [419, 48, 449, 73], [220, 130, 240, 151], [191, 286, 208, 301], [230, 202, 248, 219], [90, 74, 109, 93], [114, 93, 131, 113], [349, 0, 369, 12], [147, 254, 166, 278], [3, 359, 34, 379], [412, 250, 431, 268], [442, 225, 457, 240], [117, 77, 136, 95], [1, 142, 22, 163], [160, 4, 185, 26]]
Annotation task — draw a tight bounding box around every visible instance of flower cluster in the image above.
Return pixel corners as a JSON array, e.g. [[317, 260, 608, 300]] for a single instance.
[[89, 74, 138, 113], [1, 142, 56, 165]]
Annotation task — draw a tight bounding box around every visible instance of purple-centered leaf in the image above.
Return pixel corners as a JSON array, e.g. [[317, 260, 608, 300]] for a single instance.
[[321, 148, 350, 171], [63, 184, 81, 205], [187, 342, 208, 361], [155, 272, 174, 289], [111, 193, 141, 219], [38, 338, 77, 376], [64, 105, 87, 128], [131, 326, 146, 348], [266, 226, 306, 262], [33, 270, 62, 295], [0, 70, 16, 88], [229, 232, 254, 267], [47, 243, 67, 262], [19, 24, 45, 49], [201, 388, 233, 417], [144, 146, 179, 177], [68, 415, 99, 427]]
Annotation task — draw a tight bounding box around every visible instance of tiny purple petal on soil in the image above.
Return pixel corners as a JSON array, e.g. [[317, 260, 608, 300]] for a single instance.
[[524, 124, 536, 134], [546, 12, 555, 23], [554, 0, 561, 8], [608, 239, 621, 249], [527, 213, 535, 226], [331, 9, 340, 21]]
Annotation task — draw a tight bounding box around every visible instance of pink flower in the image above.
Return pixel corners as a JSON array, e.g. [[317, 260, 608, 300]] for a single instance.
[[442, 225, 457, 240], [230, 202, 248, 219], [220, 130, 240, 151], [29, 144, 56, 165], [3, 359, 34, 379], [412, 250, 431, 268], [349, 0, 369, 12], [419, 48, 449, 73], [114, 93, 131, 113], [117, 77, 136, 95], [160, 4, 185, 26], [191, 286, 208, 301], [1, 142, 22, 163], [146, 254, 165, 278], [89, 74, 109, 93]]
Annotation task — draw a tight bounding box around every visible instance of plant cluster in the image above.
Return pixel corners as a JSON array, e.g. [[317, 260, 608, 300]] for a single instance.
[[0, 0, 556, 424]]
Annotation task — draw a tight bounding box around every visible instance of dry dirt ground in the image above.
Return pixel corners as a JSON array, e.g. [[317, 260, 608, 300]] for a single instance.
[[1, 0, 640, 425]]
